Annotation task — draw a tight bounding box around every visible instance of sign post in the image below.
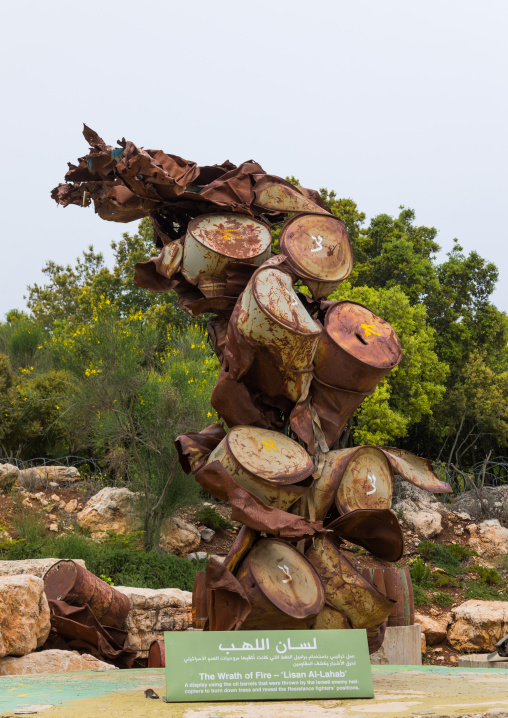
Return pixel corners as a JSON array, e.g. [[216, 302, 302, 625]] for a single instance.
[[164, 629, 374, 702]]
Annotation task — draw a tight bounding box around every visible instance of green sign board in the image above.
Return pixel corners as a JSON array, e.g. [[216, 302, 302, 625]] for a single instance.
[[164, 629, 373, 702]]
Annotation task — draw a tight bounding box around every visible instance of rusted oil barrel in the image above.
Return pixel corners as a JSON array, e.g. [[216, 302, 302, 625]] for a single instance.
[[182, 213, 272, 290], [313, 301, 402, 393], [361, 567, 414, 627], [306, 536, 395, 631], [236, 538, 325, 630], [43, 560, 130, 628], [312, 604, 352, 630], [207, 426, 314, 510], [309, 448, 355, 520], [309, 447, 394, 520], [253, 177, 331, 215], [237, 266, 321, 402], [192, 571, 208, 629], [336, 447, 394, 514], [279, 214, 353, 299], [148, 639, 165, 668]]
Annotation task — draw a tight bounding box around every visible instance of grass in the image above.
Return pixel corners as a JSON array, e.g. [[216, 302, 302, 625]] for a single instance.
[[194, 506, 234, 531], [0, 525, 208, 591]]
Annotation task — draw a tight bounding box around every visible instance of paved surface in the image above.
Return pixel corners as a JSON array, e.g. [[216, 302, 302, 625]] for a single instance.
[[1, 666, 507, 717]]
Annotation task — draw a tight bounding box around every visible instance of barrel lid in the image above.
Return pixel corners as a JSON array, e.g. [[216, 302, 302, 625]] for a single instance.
[[280, 214, 353, 281], [325, 301, 402, 369], [247, 538, 325, 619], [226, 426, 314, 484], [187, 213, 272, 259], [252, 267, 321, 335], [336, 447, 393, 514], [43, 559, 77, 601]]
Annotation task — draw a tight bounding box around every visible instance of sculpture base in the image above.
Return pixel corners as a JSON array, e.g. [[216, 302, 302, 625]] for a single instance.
[[370, 624, 422, 665]]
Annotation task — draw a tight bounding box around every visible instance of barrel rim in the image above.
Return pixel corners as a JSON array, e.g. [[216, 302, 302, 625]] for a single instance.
[[225, 426, 314, 485], [323, 300, 403, 371], [279, 213, 353, 282], [186, 212, 272, 260], [43, 558, 78, 600], [250, 266, 322, 337], [246, 537, 325, 619]]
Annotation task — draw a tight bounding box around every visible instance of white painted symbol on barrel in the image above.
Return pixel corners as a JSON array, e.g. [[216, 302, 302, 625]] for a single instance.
[[366, 473, 377, 495], [310, 234, 324, 253], [277, 564, 292, 583]]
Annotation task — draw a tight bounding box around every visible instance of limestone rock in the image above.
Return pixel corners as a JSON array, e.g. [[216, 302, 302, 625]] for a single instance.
[[447, 600, 508, 652], [186, 551, 211, 561], [115, 586, 192, 657], [415, 612, 450, 645], [77, 487, 141, 536], [159, 516, 201, 556], [199, 527, 215, 543], [0, 558, 86, 579], [0, 575, 50, 657], [19, 466, 82, 489], [395, 499, 442, 538], [0, 649, 117, 675], [453, 485, 508, 522], [392, 477, 439, 506], [0, 463, 19, 492], [64, 499, 78, 513], [467, 519, 508, 558]]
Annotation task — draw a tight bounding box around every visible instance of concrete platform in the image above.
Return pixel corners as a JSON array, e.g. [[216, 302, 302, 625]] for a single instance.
[[458, 653, 508, 669], [1, 665, 508, 717]]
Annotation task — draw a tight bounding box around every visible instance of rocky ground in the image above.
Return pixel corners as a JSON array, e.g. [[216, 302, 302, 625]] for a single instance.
[[1, 463, 508, 671]]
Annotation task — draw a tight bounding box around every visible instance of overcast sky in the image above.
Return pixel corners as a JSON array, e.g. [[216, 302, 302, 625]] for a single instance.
[[1, 0, 507, 318]]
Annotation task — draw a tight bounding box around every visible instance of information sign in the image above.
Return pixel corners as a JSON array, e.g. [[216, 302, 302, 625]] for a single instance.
[[164, 629, 373, 702]]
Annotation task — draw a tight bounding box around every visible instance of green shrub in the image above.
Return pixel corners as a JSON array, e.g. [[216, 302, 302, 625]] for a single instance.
[[0, 527, 208, 591], [469, 565, 501, 585], [446, 544, 477, 562], [409, 557, 432, 587], [195, 506, 234, 531], [416, 541, 434, 561], [432, 591, 454, 608], [416, 541, 476, 577], [463, 581, 508, 601], [432, 574, 460, 589], [413, 584, 430, 606]]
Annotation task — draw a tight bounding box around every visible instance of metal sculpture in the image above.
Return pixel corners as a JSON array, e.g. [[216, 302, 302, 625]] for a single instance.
[[52, 127, 453, 654]]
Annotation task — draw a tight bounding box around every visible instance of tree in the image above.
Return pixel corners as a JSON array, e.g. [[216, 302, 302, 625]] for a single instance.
[[26, 218, 182, 332], [47, 296, 219, 549]]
